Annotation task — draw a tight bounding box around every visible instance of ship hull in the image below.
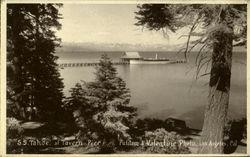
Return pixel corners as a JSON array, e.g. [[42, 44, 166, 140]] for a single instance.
[[129, 60, 175, 64]]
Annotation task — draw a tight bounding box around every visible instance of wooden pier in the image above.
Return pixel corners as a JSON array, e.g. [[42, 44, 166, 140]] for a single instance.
[[58, 61, 129, 68], [58, 59, 187, 68]]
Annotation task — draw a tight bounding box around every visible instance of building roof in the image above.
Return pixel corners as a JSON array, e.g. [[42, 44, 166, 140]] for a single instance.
[[121, 52, 142, 59]]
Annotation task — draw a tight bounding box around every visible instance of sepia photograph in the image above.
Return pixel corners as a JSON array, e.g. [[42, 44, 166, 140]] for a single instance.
[[1, 0, 249, 155]]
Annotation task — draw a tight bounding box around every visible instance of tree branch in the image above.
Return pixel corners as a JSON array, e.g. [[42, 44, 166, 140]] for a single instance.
[[183, 16, 201, 60]]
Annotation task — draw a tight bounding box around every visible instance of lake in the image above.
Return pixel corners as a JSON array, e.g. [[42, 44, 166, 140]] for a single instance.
[[58, 51, 246, 129]]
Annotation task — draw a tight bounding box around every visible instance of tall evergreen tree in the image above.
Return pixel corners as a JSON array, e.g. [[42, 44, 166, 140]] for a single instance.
[[66, 54, 137, 152], [135, 4, 247, 153], [7, 4, 64, 121]]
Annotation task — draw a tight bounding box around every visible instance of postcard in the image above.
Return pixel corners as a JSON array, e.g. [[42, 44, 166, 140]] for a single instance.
[[0, 0, 249, 156]]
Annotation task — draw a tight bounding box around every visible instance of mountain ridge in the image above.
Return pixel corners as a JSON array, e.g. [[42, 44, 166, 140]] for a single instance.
[[56, 42, 246, 53]]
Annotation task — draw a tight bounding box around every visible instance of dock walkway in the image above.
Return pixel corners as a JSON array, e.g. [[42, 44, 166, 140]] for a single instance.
[[58, 61, 129, 68], [58, 60, 186, 68]]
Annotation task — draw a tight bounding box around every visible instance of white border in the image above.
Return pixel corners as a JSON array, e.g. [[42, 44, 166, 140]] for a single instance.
[[0, 0, 249, 156]]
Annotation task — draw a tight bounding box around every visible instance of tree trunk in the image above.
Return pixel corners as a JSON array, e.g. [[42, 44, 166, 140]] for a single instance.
[[198, 19, 233, 153], [198, 88, 230, 153]]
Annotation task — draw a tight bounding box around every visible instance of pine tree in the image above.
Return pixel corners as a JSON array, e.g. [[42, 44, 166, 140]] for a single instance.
[[135, 4, 247, 153], [66, 54, 137, 152], [7, 4, 64, 121]]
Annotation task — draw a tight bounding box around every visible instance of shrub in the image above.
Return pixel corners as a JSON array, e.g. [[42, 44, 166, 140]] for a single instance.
[[7, 117, 24, 153], [224, 118, 246, 154], [7, 117, 24, 138], [140, 128, 190, 154], [134, 118, 165, 136]]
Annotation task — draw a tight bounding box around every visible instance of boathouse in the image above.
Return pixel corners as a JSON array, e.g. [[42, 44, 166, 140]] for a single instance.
[[121, 52, 142, 62]]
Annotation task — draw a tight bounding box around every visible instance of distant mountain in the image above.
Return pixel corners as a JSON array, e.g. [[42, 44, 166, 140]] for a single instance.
[[56, 42, 246, 53], [56, 42, 184, 52]]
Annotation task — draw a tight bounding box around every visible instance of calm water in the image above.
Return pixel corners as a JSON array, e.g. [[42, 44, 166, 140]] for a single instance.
[[58, 51, 246, 129]]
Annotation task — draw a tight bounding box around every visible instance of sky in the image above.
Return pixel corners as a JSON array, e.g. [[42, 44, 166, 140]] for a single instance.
[[56, 4, 188, 45]]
